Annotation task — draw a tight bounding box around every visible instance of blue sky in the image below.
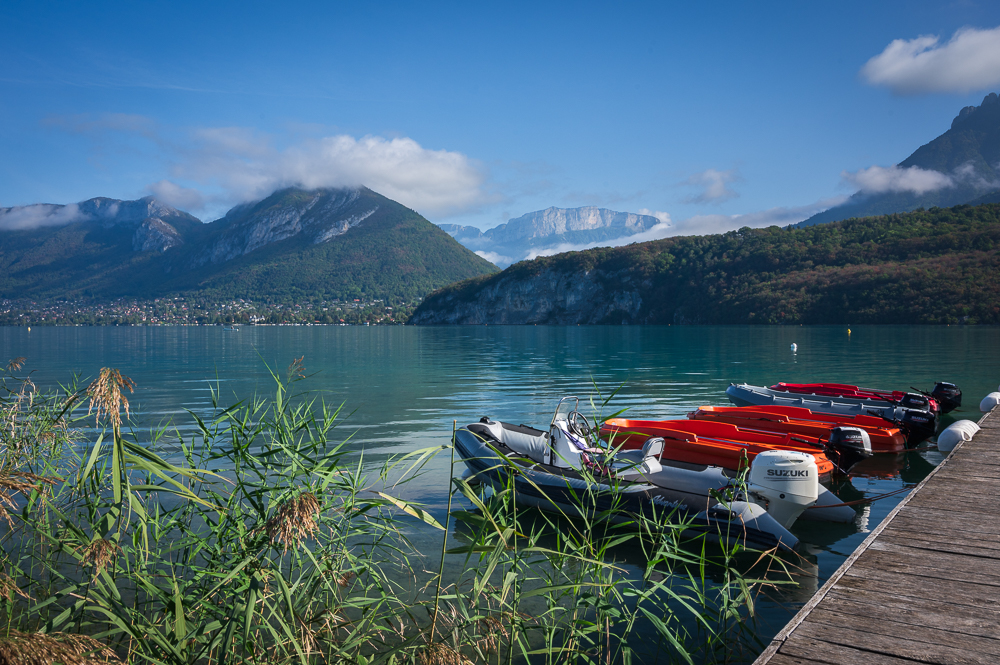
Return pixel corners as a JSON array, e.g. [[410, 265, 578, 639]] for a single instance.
[[3, 0, 1000, 235]]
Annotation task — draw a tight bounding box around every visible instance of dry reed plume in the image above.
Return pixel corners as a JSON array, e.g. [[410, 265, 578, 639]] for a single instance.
[[78, 539, 121, 575], [416, 641, 474, 665], [287, 356, 306, 382], [0, 630, 120, 665], [86, 369, 135, 432], [0, 573, 29, 602], [265, 491, 321, 552], [0, 472, 55, 528], [5, 358, 25, 373]]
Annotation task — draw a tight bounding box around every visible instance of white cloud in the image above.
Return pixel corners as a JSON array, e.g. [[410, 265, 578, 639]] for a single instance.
[[842, 165, 954, 195], [474, 250, 511, 266], [666, 197, 848, 236], [146, 180, 206, 211], [679, 168, 741, 204], [170, 131, 489, 219], [861, 26, 1000, 94], [0, 203, 87, 231], [638, 208, 672, 224]]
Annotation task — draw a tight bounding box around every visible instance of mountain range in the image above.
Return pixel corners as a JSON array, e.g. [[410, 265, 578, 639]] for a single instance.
[[411, 202, 1000, 326], [0, 187, 498, 303], [800, 92, 1000, 226], [439, 206, 665, 267]]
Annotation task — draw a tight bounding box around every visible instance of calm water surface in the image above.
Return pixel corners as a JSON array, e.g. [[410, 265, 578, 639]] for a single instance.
[[2, 324, 997, 651]]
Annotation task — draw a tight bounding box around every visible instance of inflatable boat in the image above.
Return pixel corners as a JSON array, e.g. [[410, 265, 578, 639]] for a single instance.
[[726, 383, 938, 446], [688, 405, 907, 453], [456, 398, 858, 554], [597, 418, 874, 478], [769, 381, 962, 415]]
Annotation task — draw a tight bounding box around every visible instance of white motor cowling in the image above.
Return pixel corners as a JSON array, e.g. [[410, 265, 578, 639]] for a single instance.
[[980, 392, 1000, 413], [937, 419, 981, 452], [747, 451, 820, 529]]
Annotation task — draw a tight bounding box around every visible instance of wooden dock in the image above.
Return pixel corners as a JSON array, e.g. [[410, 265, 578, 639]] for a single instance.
[[753, 407, 1000, 665]]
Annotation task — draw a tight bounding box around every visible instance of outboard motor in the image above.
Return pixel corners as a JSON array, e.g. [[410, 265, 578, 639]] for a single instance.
[[824, 426, 873, 474], [931, 382, 962, 414], [747, 451, 820, 529], [896, 408, 937, 447], [899, 392, 934, 412]]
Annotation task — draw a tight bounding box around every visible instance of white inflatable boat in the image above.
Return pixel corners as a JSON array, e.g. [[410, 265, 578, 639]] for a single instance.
[[455, 397, 857, 553]]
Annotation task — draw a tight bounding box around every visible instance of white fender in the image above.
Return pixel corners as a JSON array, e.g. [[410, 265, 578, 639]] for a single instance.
[[937, 419, 981, 452], [980, 392, 1000, 413]]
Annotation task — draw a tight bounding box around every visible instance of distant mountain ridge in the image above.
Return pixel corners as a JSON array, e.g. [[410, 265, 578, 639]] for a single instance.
[[0, 187, 497, 302], [439, 206, 665, 266], [800, 93, 1000, 226]]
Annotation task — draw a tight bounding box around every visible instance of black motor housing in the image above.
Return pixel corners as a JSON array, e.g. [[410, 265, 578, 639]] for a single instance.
[[825, 426, 874, 474], [931, 382, 962, 414], [899, 392, 932, 411], [897, 408, 937, 447]]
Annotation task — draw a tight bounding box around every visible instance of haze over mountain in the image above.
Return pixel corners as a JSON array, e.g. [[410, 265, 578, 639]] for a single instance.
[[800, 92, 1000, 226], [0, 187, 497, 302], [439, 206, 668, 267]]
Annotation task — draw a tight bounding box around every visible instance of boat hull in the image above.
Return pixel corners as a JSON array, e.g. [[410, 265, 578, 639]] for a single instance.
[[455, 427, 800, 552]]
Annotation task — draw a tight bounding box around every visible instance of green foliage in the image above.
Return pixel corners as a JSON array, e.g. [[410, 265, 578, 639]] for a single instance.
[[0, 359, 783, 664], [416, 203, 1000, 324]]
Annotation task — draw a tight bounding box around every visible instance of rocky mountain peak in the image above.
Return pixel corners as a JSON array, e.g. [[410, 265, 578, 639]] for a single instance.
[[951, 92, 1000, 130]]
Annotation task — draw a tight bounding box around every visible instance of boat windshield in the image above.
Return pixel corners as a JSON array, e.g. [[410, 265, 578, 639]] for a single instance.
[[550, 396, 580, 428]]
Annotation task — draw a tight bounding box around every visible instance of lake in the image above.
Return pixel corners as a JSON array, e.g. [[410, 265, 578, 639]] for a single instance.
[[1, 323, 996, 655]]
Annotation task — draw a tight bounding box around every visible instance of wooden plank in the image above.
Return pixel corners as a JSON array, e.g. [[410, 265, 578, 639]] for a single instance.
[[767, 655, 831, 665], [876, 530, 1000, 556], [857, 548, 1000, 587], [891, 508, 1000, 534], [817, 590, 1000, 639], [794, 620, 1000, 664], [806, 608, 1000, 657], [837, 568, 1000, 608], [896, 501, 1000, 522], [779, 636, 933, 665], [865, 541, 1000, 577]]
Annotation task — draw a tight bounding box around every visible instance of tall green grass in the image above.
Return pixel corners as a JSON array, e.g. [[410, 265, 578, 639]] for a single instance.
[[0, 357, 790, 664]]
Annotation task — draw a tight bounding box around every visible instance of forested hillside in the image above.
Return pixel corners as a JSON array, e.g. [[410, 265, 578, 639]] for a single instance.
[[411, 203, 1000, 325]]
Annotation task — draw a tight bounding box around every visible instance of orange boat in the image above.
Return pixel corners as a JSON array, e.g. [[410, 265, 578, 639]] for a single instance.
[[599, 418, 873, 480], [689, 405, 906, 453]]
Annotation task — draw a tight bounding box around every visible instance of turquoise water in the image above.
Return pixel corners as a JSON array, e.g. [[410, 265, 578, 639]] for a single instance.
[[2, 324, 997, 651]]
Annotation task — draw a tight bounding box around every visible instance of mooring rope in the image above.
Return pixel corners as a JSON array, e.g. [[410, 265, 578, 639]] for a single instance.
[[806, 485, 911, 509]]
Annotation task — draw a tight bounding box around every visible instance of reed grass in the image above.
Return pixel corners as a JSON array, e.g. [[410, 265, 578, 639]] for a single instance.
[[0, 357, 789, 664]]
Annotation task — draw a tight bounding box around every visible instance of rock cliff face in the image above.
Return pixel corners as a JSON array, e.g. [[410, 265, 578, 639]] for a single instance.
[[194, 188, 379, 265], [409, 265, 643, 325], [132, 218, 183, 252], [438, 206, 665, 267]]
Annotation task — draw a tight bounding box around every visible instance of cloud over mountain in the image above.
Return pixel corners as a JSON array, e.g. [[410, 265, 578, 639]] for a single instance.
[[841, 165, 955, 195], [680, 168, 741, 204], [0, 203, 86, 231], [169, 131, 489, 219], [861, 25, 1000, 95]]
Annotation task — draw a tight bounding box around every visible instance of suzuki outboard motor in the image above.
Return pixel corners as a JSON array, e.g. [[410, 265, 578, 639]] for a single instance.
[[747, 451, 820, 529], [897, 408, 937, 447], [930, 382, 962, 414], [824, 426, 873, 474], [899, 392, 934, 412]]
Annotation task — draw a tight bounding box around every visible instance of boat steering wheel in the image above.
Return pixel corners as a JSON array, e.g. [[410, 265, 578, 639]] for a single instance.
[[567, 411, 592, 438]]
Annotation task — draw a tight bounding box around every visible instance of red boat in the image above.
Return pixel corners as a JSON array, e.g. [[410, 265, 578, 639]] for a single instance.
[[769, 382, 940, 415], [599, 418, 872, 480], [689, 405, 907, 453]]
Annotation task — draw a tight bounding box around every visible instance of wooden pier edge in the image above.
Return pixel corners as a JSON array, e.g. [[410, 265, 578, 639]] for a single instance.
[[752, 406, 997, 664]]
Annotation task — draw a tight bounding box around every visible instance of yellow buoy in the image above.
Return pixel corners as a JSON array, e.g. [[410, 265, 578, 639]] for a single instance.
[[847, 328, 851, 335]]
